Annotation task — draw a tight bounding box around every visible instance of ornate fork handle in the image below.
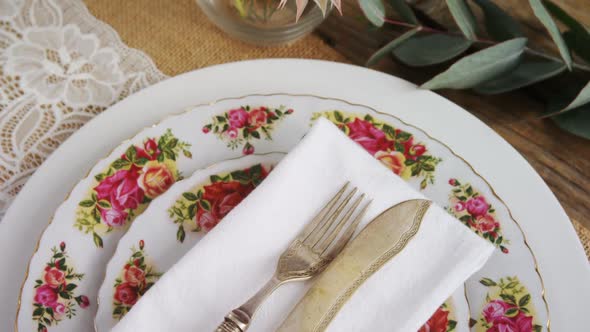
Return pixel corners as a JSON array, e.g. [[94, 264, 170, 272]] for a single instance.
[[215, 276, 283, 332]]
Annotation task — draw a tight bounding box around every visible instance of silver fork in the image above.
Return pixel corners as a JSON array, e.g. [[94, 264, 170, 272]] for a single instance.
[[215, 183, 370, 332]]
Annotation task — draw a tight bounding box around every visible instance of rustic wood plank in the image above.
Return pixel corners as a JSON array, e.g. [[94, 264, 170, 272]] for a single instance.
[[316, 0, 590, 229]]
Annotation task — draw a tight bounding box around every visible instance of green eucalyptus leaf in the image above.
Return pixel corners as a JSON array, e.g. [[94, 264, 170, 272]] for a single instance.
[[359, 0, 386, 27], [529, 0, 573, 69], [542, 0, 588, 34], [541, 1, 590, 63], [563, 30, 590, 64], [367, 27, 420, 66], [472, 0, 523, 41], [392, 34, 472, 66], [561, 81, 590, 112], [389, 0, 418, 24], [446, 0, 477, 40], [475, 59, 566, 94], [422, 37, 527, 90], [552, 105, 590, 139]]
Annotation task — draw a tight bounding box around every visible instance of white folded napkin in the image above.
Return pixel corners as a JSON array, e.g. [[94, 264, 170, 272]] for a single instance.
[[113, 118, 494, 332]]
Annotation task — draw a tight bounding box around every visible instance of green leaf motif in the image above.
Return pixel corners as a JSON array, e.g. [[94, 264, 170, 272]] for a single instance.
[[78, 200, 95, 208], [93, 232, 103, 248], [359, 0, 386, 27], [389, 0, 418, 24], [529, 0, 573, 69], [480, 277, 497, 286], [475, 59, 566, 94], [519, 294, 531, 307], [472, 0, 523, 41], [446, 0, 477, 40], [182, 192, 199, 201], [393, 34, 472, 67], [367, 27, 421, 66], [422, 37, 527, 90]]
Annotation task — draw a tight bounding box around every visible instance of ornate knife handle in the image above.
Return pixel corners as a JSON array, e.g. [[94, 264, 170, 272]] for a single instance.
[[214, 276, 282, 332]]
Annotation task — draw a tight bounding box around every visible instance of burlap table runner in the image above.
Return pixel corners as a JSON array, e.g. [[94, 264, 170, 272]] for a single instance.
[[85, 0, 589, 260]]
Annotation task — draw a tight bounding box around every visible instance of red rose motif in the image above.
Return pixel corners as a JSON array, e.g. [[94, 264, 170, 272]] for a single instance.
[[474, 214, 499, 233], [346, 118, 392, 155], [419, 307, 449, 332], [410, 144, 426, 158], [466, 196, 489, 217], [454, 201, 466, 212], [94, 169, 144, 211], [242, 143, 254, 155], [202, 126, 210, 133], [43, 268, 65, 288], [197, 180, 256, 231], [247, 107, 268, 129], [512, 312, 534, 332], [34, 285, 58, 307], [483, 300, 511, 323], [114, 282, 139, 305], [138, 162, 175, 199], [448, 178, 457, 186], [99, 207, 129, 227], [124, 265, 146, 287], [228, 108, 248, 129], [78, 295, 90, 308]]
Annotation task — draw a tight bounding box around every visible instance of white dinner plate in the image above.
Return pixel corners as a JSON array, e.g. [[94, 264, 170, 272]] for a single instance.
[[1, 59, 588, 331]]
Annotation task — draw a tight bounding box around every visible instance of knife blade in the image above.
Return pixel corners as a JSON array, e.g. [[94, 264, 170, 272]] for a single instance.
[[276, 199, 432, 332]]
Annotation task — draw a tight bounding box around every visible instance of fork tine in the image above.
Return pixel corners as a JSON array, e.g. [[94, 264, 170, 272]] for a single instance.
[[299, 182, 349, 240], [314, 193, 365, 253], [323, 199, 371, 259], [305, 187, 357, 246]]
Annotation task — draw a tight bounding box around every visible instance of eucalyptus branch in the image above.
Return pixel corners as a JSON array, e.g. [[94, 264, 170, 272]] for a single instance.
[[383, 18, 590, 72]]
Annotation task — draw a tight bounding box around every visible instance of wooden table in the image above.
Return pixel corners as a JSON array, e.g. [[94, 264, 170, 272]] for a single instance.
[[317, 6, 590, 231]]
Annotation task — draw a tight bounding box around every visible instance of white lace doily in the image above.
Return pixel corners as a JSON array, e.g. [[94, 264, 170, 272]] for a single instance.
[[0, 0, 168, 218]]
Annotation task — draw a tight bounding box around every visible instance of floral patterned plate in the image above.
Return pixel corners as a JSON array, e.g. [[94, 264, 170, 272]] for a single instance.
[[94, 153, 281, 330], [16, 94, 551, 331]]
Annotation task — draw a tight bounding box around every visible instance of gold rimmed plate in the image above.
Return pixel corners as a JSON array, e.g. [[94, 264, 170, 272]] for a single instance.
[[3, 60, 587, 331]]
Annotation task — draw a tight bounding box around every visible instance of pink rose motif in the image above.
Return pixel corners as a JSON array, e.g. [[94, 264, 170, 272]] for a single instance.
[[346, 118, 392, 155], [487, 313, 533, 332], [227, 128, 238, 139], [488, 316, 518, 332], [228, 108, 248, 129], [475, 214, 499, 233], [53, 302, 66, 315], [114, 282, 138, 305], [94, 169, 144, 211], [99, 207, 128, 227], [43, 268, 65, 288], [124, 265, 146, 287], [34, 285, 58, 307], [449, 178, 458, 186], [454, 201, 466, 212], [247, 107, 268, 129], [202, 126, 210, 134], [483, 300, 511, 323], [466, 196, 489, 217]]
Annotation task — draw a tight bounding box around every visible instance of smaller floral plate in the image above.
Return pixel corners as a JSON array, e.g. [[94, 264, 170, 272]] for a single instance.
[[94, 153, 281, 331], [94, 151, 469, 332]]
